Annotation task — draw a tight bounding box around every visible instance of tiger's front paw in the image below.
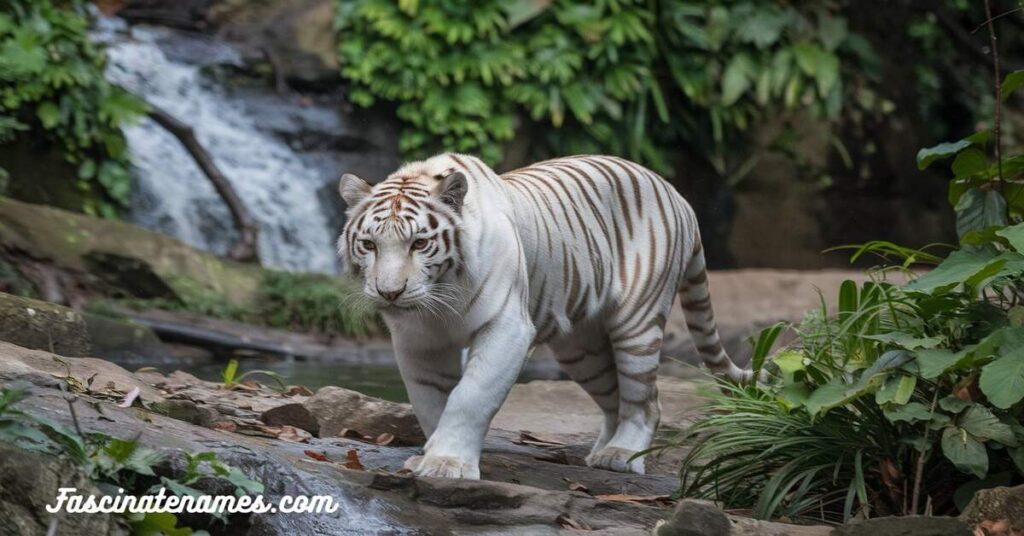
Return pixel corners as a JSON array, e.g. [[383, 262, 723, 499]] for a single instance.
[[403, 454, 480, 479]]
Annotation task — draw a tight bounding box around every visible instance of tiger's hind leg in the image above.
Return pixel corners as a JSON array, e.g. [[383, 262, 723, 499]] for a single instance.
[[586, 309, 669, 475], [548, 329, 619, 456]]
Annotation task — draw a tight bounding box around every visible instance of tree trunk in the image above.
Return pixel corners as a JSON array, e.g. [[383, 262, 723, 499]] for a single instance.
[[144, 104, 260, 263]]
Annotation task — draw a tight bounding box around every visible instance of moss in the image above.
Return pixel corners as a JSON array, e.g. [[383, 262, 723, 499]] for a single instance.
[[106, 271, 383, 339], [252, 270, 383, 339]]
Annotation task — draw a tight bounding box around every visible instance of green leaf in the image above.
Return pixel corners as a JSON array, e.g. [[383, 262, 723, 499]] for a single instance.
[[771, 350, 805, 383], [941, 426, 988, 478], [955, 188, 1007, 239], [905, 249, 998, 293], [1001, 70, 1024, 101], [939, 396, 971, 413], [875, 374, 916, 405], [915, 348, 968, 379], [36, 102, 60, 129], [721, 53, 754, 106], [979, 348, 1024, 409], [996, 222, 1024, 253], [951, 148, 988, 178], [805, 382, 849, 417], [959, 406, 1017, 445], [884, 401, 933, 423], [917, 139, 971, 170], [862, 333, 942, 350]]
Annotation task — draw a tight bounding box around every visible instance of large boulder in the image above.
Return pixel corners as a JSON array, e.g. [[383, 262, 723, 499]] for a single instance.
[[0, 197, 260, 306], [960, 484, 1024, 535], [118, 0, 339, 85], [0, 292, 169, 362], [831, 516, 972, 536], [0, 443, 130, 536], [0, 292, 91, 357]]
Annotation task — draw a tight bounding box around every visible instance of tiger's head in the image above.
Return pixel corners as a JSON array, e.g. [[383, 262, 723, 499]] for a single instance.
[[337, 160, 468, 313]]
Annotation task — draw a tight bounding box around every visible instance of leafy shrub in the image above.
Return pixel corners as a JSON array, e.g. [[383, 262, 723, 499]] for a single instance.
[[665, 69, 1024, 523], [0, 0, 145, 217], [335, 0, 870, 176]]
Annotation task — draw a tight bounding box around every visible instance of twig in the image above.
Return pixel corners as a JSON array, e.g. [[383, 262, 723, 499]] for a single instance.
[[910, 390, 940, 515], [971, 6, 1023, 34], [984, 0, 1004, 188], [145, 104, 261, 263], [64, 393, 85, 439]]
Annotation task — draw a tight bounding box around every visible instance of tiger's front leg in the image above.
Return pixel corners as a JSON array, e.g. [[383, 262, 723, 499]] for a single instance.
[[405, 312, 535, 479]]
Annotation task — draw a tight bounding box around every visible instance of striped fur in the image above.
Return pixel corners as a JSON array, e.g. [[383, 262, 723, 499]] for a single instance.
[[337, 153, 752, 478]]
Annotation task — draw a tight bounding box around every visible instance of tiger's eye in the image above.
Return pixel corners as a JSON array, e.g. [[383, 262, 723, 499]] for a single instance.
[[411, 238, 429, 251], [361, 239, 376, 251]]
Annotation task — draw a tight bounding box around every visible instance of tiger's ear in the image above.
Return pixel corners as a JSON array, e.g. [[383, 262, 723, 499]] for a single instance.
[[339, 173, 371, 207], [439, 171, 468, 214]]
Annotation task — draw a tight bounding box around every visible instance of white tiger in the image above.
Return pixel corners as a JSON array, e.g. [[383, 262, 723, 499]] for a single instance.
[[337, 153, 753, 479]]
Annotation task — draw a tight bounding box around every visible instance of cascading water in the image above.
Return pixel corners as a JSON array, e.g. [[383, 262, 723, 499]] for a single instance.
[[95, 17, 397, 274]]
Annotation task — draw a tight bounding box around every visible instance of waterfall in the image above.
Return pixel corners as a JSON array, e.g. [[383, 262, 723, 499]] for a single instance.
[[96, 18, 388, 274]]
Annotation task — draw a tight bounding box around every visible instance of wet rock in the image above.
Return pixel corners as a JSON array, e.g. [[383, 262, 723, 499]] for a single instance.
[[960, 485, 1024, 535], [0, 292, 91, 356], [831, 516, 972, 536], [305, 386, 424, 445], [260, 402, 319, 435], [654, 499, 832, 536], [83, 313, 169, 362], [654, 499, 732, 536], [0, 341, 162, 402], [0, 443, 130, 536], [150, 399, 223, 427], [0, 197, 261, 306], [4, 350, 686, 534]]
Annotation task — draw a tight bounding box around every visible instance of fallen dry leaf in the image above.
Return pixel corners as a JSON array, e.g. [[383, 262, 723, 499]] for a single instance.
[[284, 385, 314, 397], [342, 449, 365, 470], [118, 386, 141, 408], [304, 450, 329, 462], [277, 425, 312, 443], [567, 481, 590, 494], [556, 514, 591, 531], [594, 494, 675, 506], [517, 430, 566, 448], [375, 433, 395, 446], [210, 420, 237, 432]]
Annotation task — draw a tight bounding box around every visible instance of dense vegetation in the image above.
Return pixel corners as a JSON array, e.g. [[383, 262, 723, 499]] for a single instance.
[[0, 0, 145, 217], [665, 69, 1024, 522], [334, 0, 866, 179]]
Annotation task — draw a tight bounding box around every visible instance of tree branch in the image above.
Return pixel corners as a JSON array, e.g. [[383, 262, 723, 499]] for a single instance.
[[145, 104, 260, 263]]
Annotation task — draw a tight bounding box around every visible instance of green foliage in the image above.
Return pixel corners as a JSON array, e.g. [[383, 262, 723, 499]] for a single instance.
[[102, 271, 383, 339], [252, 270, 383, 338], [219, 358, 287, 391], [0, 0, 145, 216], [664, 73, 1024, 522], [0, 382, 261, 534], [335, 0, 866, 176]]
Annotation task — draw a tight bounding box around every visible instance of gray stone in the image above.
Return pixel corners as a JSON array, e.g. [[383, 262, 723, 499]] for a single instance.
[[655, 499, 732, 536], [0, 443, 130, 536], [960, 484, 1024, 534], [305, 385, 425, 444], [0, 292, 91, 357], [831, 516, 972, 536]]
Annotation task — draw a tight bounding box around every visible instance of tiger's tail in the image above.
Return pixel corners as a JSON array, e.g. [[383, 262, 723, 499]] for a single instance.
[[678, 238, 757, 383]]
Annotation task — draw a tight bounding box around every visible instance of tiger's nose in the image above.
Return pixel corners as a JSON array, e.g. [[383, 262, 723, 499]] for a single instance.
[[376, 282, 407, 302]]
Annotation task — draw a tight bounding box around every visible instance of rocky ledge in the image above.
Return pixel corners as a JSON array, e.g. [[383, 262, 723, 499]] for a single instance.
[[1, 340, 1019, 535]]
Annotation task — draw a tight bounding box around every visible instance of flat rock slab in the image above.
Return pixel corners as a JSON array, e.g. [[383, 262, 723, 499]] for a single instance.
[[0, 345, 695, 533]]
